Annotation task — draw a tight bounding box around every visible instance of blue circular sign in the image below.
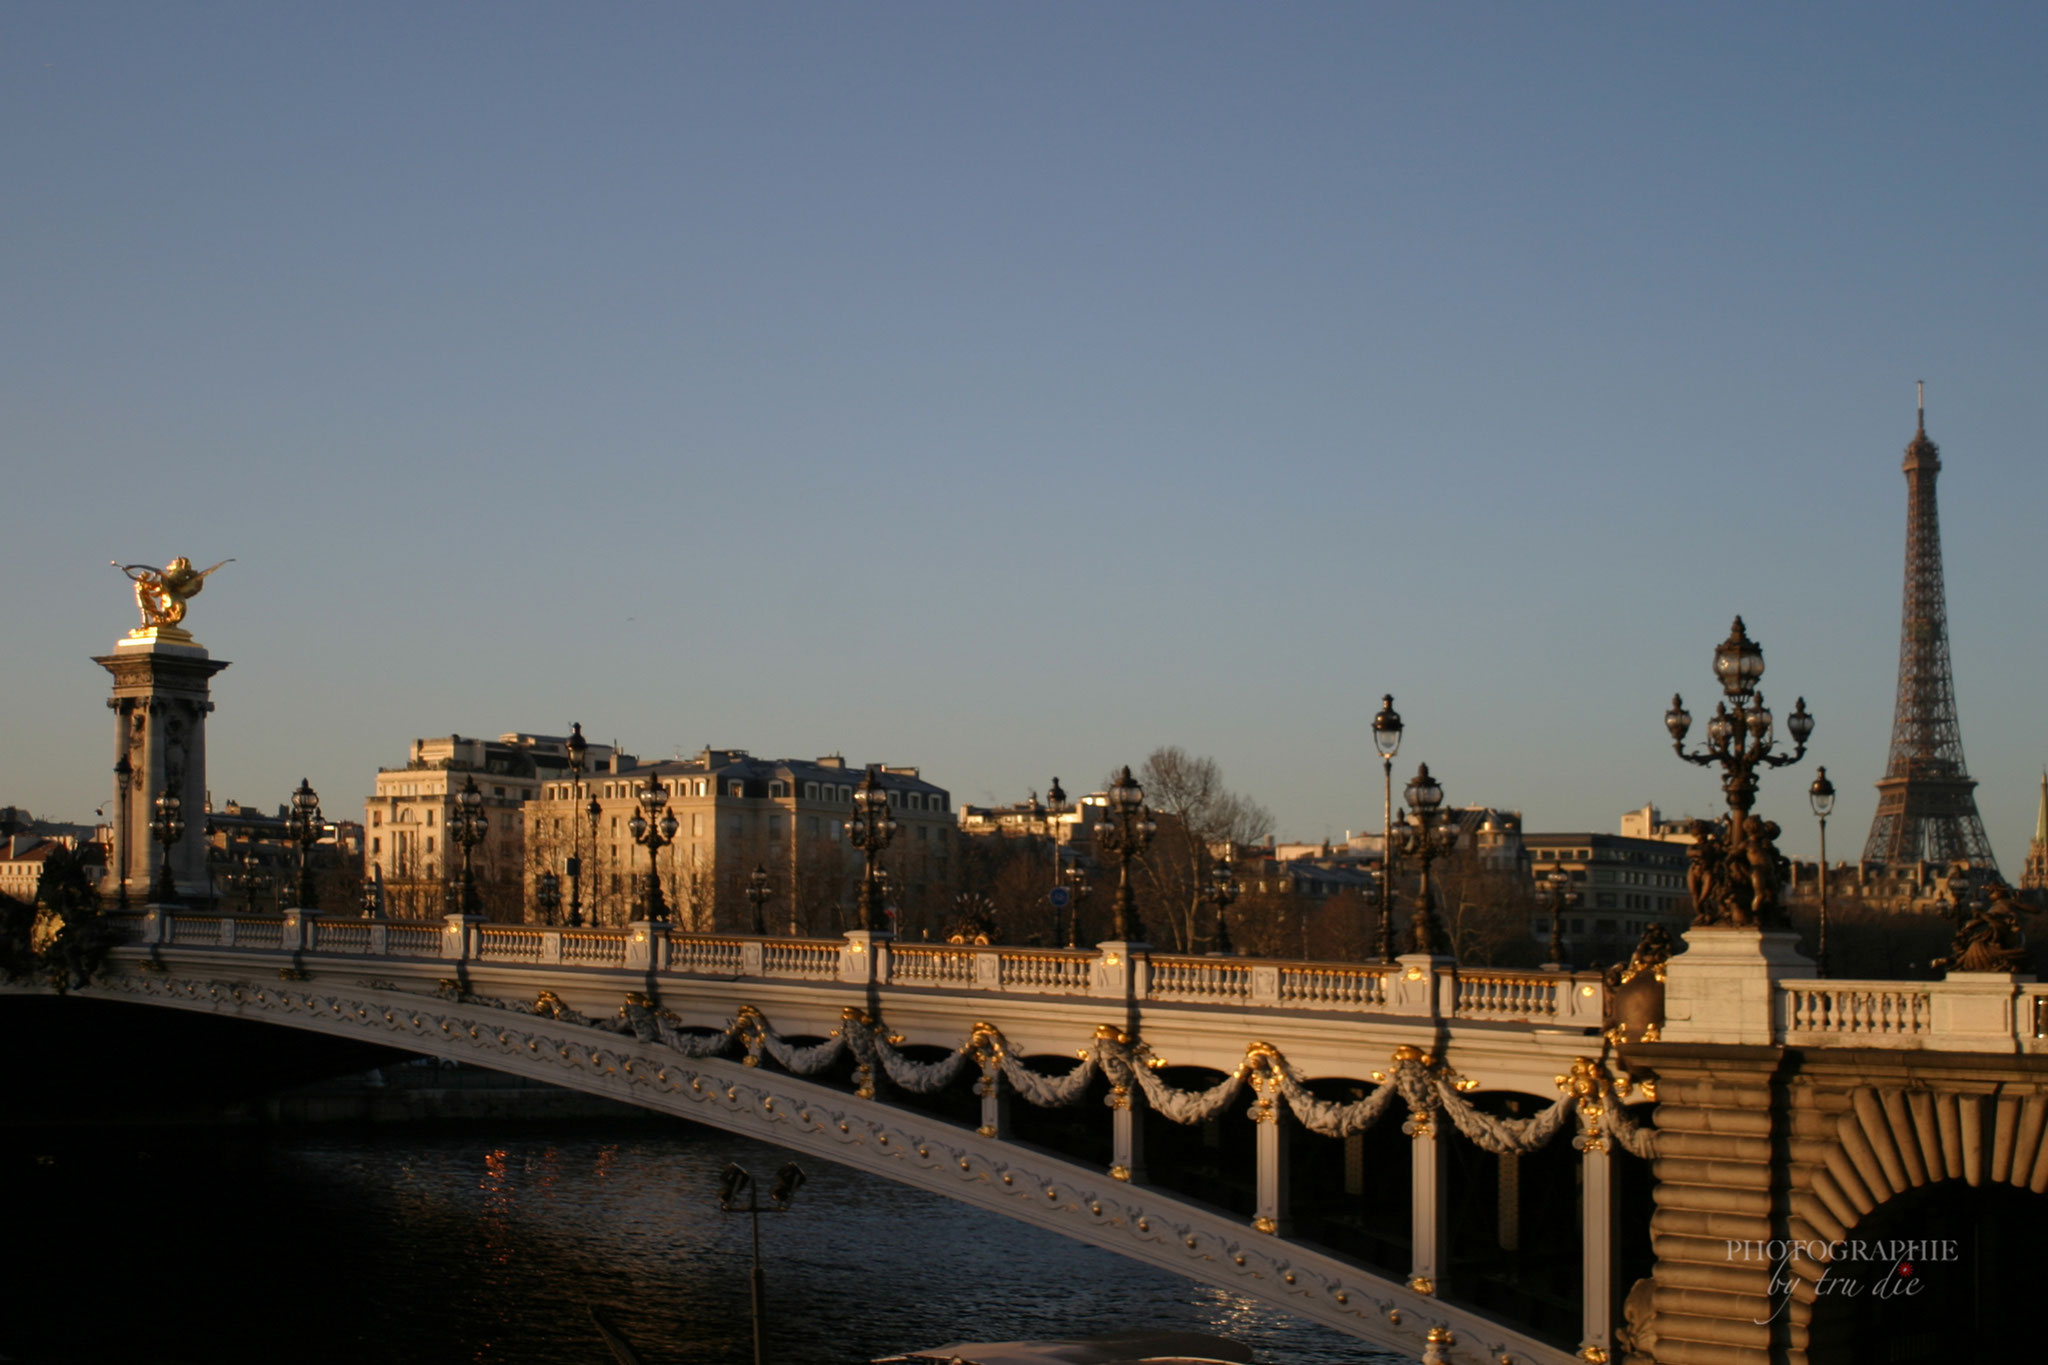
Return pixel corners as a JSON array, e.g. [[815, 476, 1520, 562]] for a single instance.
[[1048, 886, 1071, 909]]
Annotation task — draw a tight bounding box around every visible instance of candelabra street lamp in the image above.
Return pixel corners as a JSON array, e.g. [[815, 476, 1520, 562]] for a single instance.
[[1665, 617, 1815, 928], [1394, 762, 1457, 956], [1809, 766, 1836, 976], [1095, 765, 1157, 942], [565, 722, 588, 927], [745, 863, 773, 935], [228, 845, 264, 914], [1061, 865, 1092, 949], [285, 778, 323, 910], [1543, 868, 1574, 970], [1372, 695, 1403, 962], [449, 774, 488, 917], [627, 774, 678, 923], [149, 786, 184, 905], [718, 1160, 806, 1365], [535, 870, 561, 926], [1202, 858, 1240, 956], [846, 768, 899, 934], [361, 875, 383, 920], [1044, 774, 1068, 894]]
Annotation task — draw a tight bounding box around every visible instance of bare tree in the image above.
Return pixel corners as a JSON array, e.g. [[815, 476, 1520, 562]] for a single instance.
[[1123, 747, 1274, 952]]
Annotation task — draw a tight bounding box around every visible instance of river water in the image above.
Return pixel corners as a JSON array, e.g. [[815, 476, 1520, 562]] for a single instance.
[[3, 1120, 1400, 1365]]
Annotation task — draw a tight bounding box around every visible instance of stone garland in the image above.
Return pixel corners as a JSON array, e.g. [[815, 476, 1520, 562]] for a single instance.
[[531, 988, 1655, 1160]]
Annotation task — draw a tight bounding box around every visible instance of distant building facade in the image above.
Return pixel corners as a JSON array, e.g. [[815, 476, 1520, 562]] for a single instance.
[[525, 748, 955, 933], [1522, 829, 1691, 964]]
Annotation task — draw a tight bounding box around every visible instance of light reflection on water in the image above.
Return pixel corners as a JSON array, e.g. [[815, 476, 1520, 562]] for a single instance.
[[6, 1123, 1410, 1365]]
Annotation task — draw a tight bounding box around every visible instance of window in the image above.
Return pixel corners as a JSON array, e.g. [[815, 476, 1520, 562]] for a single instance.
[[805, 783, 818, 801], [426, 836, 436, 854], [729, 781, 745, 798], [372, 811, 382, 827], [426, 809, 435, 827], [769, 781, 786, 799], [372, 837, 381, 854]]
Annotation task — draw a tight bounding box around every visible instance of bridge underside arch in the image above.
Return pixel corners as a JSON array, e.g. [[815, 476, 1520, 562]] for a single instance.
[[24, 969, 1577, 1365], [1787, 1084, 2048, 1365]]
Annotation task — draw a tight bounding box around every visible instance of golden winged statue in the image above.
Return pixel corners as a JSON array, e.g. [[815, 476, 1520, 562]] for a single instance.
[[113, 557, 234, 633]]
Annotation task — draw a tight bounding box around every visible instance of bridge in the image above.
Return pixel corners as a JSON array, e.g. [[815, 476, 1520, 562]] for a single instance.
[[10, 906, 2046, 1365]]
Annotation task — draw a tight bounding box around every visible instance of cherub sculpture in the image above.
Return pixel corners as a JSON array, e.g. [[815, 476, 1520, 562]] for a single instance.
[[113, 557, 233, 631]]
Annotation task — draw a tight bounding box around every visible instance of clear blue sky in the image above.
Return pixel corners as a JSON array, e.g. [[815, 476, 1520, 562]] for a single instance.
[[6, 4, 2045, 868]]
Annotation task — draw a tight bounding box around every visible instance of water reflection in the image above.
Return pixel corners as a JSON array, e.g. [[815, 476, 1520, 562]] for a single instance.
[[5, 1122, 1408, 1365]]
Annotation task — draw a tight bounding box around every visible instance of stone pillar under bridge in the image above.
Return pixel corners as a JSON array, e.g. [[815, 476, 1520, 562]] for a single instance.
[[95, 631, 229, 907]]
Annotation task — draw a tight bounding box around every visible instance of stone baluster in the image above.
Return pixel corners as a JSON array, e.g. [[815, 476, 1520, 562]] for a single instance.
[[1579, 1135, 1615, 1361], [1110, 1083, 1147, 1186]]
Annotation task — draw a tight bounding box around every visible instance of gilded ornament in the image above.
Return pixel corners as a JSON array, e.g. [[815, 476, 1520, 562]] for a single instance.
[[113, 557, 233, 638], [1577, 1348, 1609, 1364], [1408, 1275, 1435, 1295], [1108, 1164, 1132, 1182], [1252, 1216, 1278, 1234]]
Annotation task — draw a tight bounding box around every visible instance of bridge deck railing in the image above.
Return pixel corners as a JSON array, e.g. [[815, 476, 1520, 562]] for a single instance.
[[1778, 976, 2048, 1052], [113, 907, 1606, 1025]]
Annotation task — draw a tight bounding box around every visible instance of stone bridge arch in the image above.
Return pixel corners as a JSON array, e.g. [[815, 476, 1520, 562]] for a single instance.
[[46, 967, 1580, 1365], [1622, 1043, 2048, 1365]]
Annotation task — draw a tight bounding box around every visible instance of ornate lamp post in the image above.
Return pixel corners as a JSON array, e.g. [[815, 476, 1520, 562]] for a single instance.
[[1061, 865, 1092, 948], [1543, 868, 1574, 970], [285, 778, 322, 910], [535, 870, 561, 925], [449, 774, 488, 917], [112, 754, 134, 909], [228, 845, 264, 914], [846, 769, 899, 934], [1045, 775, 1068, 891], [1665, 617, 1814, 928], [718, 1161, 807, 1365], [1394, 763, 1456, 956], [586, 793, 603, 923], [361, 876, 383, 920], [744, 863, 773, 935], [149, 786, 184, 905], [565, 722, 587, 927], [1809, 767, 1836, 976], [1095, 765, 1157, 942], [1202, 858, 1240, 956], [1372, 695, 1404, 962], [626, 774, 678, 923]]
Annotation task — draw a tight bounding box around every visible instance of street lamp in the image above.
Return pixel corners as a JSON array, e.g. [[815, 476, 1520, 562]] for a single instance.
[[149, 786, 184, 905], [450, 774, 488, 917], [565, 722, 588, 927], [585, 794, 603, 923], [626, 774, 678, 923], [1372, 695, 1404, 962], [1394, 762, 1456, 956], [1045, 776, 1068, 896], [1061, 865, 1092, 949], [285, 778, 322, 910], [1809, 766, 1836, 976], [361, 874, 384, 920], [1665, 617, 1815, 928], [1202, 858, 1240, 956], [1543, 868, 1574, 970], [717, 1160, 806, 1365], [113, 754, 133, 910], [535, 870, 561, 925], [846, 768, 899, 934], [227, 845, 264, 915], [1096, 765, 1157, 942], [744, 863, 773, 935]]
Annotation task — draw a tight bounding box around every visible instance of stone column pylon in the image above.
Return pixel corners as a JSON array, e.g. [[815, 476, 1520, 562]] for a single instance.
[[95, 633, 229, 906]]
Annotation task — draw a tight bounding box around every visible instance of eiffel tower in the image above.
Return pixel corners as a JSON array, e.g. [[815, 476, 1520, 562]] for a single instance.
[[1861, 387, 2000, 874]]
